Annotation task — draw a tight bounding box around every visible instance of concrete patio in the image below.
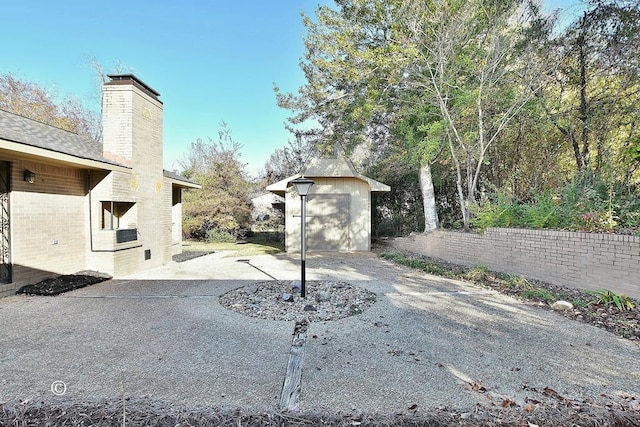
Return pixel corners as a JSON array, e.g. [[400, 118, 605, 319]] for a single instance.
[[0, 251, 638, 413]]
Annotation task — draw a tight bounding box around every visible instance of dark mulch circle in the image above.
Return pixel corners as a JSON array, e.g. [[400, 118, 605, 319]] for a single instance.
[[16, 274, 110, 296], [172, 250, 214, 263]]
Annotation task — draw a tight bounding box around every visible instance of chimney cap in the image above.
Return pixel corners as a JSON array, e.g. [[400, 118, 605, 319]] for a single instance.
[[106, 74, 161, 99]]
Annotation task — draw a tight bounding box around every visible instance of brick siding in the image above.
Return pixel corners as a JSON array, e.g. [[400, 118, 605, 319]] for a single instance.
[[390, 228, 640, 300], [1, 159, 88, 296]]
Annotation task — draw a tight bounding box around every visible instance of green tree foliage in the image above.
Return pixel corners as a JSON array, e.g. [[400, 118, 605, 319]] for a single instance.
[[0, 73, 100, 140], [473, 0, 640, 233], [180, 123, 253, 240], [276, 0, 444, 232], [397, 0, 552, 229], [278, 0, 639, 234], [539, 0, 640, 180]]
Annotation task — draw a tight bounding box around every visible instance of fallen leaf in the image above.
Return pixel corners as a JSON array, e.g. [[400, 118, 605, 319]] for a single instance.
[[501, 398, 516, 408], [468, 382, 487, 393]]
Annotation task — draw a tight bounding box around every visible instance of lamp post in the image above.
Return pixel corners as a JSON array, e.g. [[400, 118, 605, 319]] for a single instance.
[[291, 177, 314, 298]]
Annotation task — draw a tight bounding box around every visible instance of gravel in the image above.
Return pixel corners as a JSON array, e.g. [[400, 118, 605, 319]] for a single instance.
[[219, 280, 377, 322]]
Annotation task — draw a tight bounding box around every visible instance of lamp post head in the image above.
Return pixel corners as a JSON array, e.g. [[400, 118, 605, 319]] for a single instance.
[[290, 177, 314, 197]]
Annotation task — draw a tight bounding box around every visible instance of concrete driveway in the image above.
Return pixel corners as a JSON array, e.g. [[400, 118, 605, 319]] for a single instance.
[[0, 251, 638, 413]]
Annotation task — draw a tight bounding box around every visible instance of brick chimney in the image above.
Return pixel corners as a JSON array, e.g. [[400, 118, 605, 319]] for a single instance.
[[102, 74, 163, 170]]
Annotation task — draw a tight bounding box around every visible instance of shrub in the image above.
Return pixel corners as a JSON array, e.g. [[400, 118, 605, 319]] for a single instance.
[[205, 228, 236, 243], [471, 172, 639, 234]]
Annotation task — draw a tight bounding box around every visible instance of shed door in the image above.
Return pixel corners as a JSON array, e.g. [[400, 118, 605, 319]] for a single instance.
[[306, 194, 349, 251]]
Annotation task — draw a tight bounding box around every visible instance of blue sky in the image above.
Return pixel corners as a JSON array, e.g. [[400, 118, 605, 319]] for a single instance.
[[1, 0, 584, 177]]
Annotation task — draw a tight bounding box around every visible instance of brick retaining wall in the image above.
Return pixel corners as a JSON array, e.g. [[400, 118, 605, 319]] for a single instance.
[[390, 228, 640, 300]]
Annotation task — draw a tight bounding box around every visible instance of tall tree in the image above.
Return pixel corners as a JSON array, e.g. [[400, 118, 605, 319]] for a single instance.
[[276, 0, 442, 232], [398, 0, 552, 229], [261, 135, 317, 185], [539, 0, 640, 177], [180, 122, 253, 240], [0, 73, 100, 140]]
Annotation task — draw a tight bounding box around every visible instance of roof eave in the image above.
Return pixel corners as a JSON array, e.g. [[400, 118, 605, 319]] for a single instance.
[[265, 174, 302, 197], [0, 138, 131, 172], [265, 173, 390, 195], [165, 177, 202, 189]]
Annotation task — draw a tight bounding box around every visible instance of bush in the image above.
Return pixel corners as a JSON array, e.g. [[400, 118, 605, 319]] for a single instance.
[[471, 193, 524, 230], [205, 228, 236, 243], [471, 172, 640, 233]]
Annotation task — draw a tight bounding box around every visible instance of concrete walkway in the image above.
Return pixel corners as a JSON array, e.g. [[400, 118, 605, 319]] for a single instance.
[[0, 251, 638, 413]]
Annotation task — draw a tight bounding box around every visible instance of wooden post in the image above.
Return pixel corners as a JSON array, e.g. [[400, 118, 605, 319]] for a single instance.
[[279, 321, 308, 411]]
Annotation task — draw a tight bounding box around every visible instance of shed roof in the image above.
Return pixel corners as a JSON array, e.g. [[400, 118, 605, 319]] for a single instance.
[[266, 156, 390, 196]]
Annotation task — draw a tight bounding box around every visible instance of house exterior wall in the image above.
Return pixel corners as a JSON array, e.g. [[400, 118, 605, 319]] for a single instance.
[[390, 228, 640, 300], [0, 75, 194, 297], [286, 177, 371, 252], [85, 169, 141, 277], [0, 158, 88, 296], [251, 193, 284, 221]]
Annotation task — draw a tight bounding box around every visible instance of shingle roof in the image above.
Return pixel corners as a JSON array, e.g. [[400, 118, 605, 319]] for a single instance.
[[0, 108, 199, 187], [163, 169, 200, 187], [0, 108, 124, 167]]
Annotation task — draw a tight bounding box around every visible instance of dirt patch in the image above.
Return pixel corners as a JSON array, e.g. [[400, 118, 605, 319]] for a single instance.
[[15, 273, 110, 296]]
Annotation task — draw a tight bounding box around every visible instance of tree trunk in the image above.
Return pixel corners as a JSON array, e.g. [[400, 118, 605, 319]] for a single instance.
[[578, 15, 590, 170], [419, 162, 439, 233]]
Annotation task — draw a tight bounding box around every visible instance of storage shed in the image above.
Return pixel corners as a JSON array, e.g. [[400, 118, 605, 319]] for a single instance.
[[266, 156, 390, 252]]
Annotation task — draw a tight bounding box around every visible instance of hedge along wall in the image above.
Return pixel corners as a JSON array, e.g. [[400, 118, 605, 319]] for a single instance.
[[390, 228, 640, 300]]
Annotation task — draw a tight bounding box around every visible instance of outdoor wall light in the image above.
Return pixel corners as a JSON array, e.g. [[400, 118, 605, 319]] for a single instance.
[[23, 169, 36, 184], [291, 177, 314, 298]]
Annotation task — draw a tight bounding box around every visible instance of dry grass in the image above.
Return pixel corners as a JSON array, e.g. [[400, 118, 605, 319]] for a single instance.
[[182, 237, 283, 258], [2, 397, 639, 426]]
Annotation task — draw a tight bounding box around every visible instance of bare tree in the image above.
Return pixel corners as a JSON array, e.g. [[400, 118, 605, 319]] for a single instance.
[[0, 73, 100, 140]]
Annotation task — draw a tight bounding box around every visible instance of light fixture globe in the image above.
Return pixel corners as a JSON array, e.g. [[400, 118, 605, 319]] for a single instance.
[[290, 177, 314, 196]]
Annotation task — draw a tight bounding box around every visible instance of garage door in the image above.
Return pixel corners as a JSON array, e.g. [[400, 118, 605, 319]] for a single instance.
[[307, 194, 350, 251]]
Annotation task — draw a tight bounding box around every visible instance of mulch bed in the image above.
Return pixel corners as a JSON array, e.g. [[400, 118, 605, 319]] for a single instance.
[[15, 274, 110, 296], [172, 250, 214, 263], [14, 251, 214, 296], [1, 397, 639, 426]]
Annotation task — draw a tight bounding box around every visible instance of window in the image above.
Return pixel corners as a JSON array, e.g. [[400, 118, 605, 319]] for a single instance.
[[101, 201, 136, 230]]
